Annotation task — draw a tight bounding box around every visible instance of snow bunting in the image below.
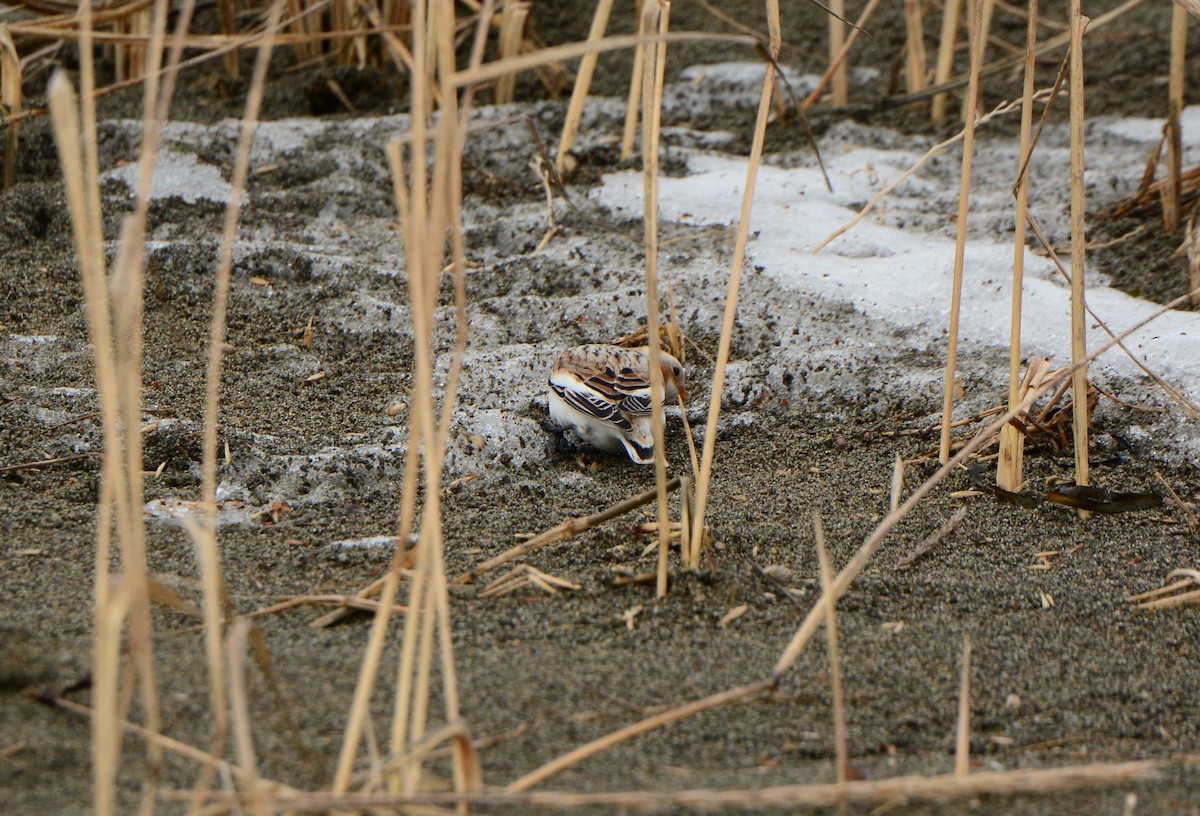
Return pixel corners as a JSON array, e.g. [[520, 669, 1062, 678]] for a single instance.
[[548, 344, 687, 464]]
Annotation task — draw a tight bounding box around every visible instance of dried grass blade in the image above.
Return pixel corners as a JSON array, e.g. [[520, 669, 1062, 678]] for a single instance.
[[938, 0, 986, 463], [555, 0, 615, 174], [690, 0, 781, 555], [1067, 6, 1090, 511], [998, 0, 1038, 492]]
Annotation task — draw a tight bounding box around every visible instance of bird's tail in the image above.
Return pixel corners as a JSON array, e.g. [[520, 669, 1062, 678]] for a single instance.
[[620, 435, 656, 465]]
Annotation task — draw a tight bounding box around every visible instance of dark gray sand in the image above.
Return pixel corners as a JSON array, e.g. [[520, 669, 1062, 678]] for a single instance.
[[3, 1, 1200, 814]]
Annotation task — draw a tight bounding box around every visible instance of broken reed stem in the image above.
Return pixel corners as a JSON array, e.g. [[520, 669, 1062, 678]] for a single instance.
[[47, 63, 128, 816], [827, 0, 848, 106], [962, 0, 995, 118], [679, 474, 693, 569], [555, 0, 615, 174], [815, 514, 849, 794], [121, 761, 1172, 810], [801, 0, 883, 110], [622, 0, 648, 160], [938, 0, 985, 464], [955, 633, 972, 778], [1164, 2, 1186, 230], [495, 0, 529, 104], [904, 0, 926, 96], [691, 0, 780, 556], [227, 620, 271, 816], [638, 0, 672, 600], [931, 0, 961, 122], [997, 0, 1038, 492], [507, 679, 777, 793], [457, 478, 682, 583], [1068, 5, 1090, 511]]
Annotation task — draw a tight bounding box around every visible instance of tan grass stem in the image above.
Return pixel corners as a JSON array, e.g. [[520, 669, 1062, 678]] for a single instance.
[[1067, 5, 1089, 510], [638, 0, 672, 599], [226, 620, 270, 816], [827, 0, 848, 105], [622, 0, 648, 160], [815, 514, 849, 796], [455, 477, 682, 584], [1164, 3, 1187, 230], [506, 679, 776, 793], [191, 761, 1164, 810], [931, 0, 961, 122], [801, 0, 884, 110], [997, 0, 1038, 492], [955, 633, 972, 777], [904, 0, 927, 96], [451, 31, 758, 90], [938, 0, 985, 464], [555, 0, 615, 174], [689, 0, 781, 560]]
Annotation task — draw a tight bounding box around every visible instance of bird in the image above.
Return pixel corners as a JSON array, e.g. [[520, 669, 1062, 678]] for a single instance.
[[547, 343, 687, 464]]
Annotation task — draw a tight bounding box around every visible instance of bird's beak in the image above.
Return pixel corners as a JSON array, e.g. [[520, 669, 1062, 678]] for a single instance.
[[677, 385, 688, 403]]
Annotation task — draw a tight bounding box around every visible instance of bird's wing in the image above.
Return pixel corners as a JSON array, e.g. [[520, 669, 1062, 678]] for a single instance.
[[581, 365, 653, 417], [549, 372, 636, 433]]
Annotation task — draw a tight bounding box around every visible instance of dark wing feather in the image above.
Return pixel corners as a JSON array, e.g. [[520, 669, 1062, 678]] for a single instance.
[[550, 379, 635, 432]]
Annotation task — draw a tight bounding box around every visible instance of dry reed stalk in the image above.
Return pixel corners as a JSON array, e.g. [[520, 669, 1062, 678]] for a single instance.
[[495, 1, 530, 104], [827, 0, 848, 105], [938, 0, 985, 464], [955, 633, 972, 777], [893, 505, 970, 570], [46, 49, 133, 816], [554, 0, 615, 175], [456, 477, 682, 583], [226, 621, 271, 816], [815, 514, 849, 796], [1067, 4, 1090, 512], [341, 79, 424, 816], [622, 0, 648, 160], [961, 0, 995, 118], [507, 679, 776, 793], [679, 474, 693, 568], [93, 578, 131, 816], [904, 0, 927, 96], [0, 26, 19, 189], [217, 0, 237, 76], [1164, 3, 1187, 230], [451, 31, 756, 90], [931, 0, 961, 122], [636, 0, 672, 599], [359, 0, 476, 801], [997, 0, 1038, 492], [689, 0, 780, 555], [252, 760, 1163, 809], [801, 0, 884, 110]]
